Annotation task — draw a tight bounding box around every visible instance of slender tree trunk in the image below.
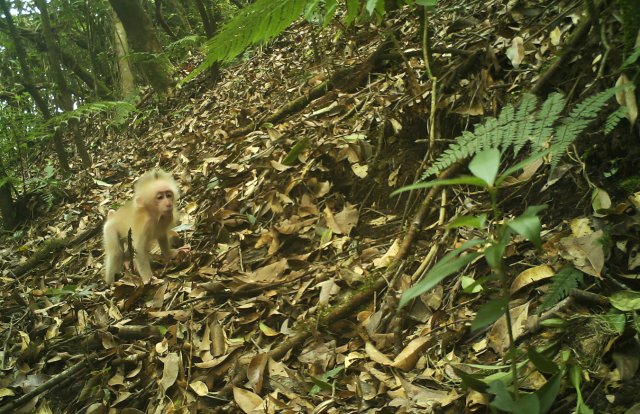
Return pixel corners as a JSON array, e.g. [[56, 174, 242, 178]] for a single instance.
[[0, 0, 70, 172], [155, 0, 177, 40], [35, 0, 92, 168], [0, 178, 18, 229], [111, 9, 135, 96], [193, 0, 214, 38], [108, 0, 174, 94]]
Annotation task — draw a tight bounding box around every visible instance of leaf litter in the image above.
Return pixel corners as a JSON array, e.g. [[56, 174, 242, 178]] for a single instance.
[[1, 1, 640, 413]]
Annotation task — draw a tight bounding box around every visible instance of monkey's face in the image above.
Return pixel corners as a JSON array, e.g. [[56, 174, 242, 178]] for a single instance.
[[154, 190, 174, 216]]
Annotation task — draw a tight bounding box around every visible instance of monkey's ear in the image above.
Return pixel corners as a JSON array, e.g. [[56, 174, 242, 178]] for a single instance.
[[135, 195, 145, 208]]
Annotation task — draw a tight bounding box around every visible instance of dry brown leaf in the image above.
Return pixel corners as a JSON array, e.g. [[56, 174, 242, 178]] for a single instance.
[[510, 265, 555, 295], [365, 341, 394, 366], [232, 386, 264, 413], [158, 352, 181, 393], [189, 380, 209, 396], [488, 302, 530, 355], [392, 336, 430, 371], [506, 36, 525, 68], [560, 230, 605, 278], [373, 239, 401, 268], [616, 74, 638, 126], [247, 352, 269, 393]]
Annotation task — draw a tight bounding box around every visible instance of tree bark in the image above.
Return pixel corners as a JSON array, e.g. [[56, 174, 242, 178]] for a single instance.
[[108, 0, 174, 94], [35, 0, 92, 168], [111, 9, 135, 97], [0, 176, 17, 229], [0, 0, 70, 172], [155, 0, 177, 40], [193, 0, 214, 38]]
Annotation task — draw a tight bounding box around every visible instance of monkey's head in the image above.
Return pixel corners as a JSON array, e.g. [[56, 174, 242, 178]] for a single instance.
[[134, 169, 179, 217]]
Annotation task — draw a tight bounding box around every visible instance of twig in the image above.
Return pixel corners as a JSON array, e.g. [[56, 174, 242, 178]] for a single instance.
[[0, 357, 92, 414]]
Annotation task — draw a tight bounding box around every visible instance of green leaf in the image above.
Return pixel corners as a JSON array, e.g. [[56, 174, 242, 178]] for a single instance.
[[507, 205, 546, 249], [461, 276, 483, 293], [415, 0, 438, 7], [469, 148, 500, 187], [365, 0, 381, 14], [527, 347, 559, 374], [471, 298, 508, 331], [598, 310, 626, 333], [536, 371, 562, 414], [447, 214, 487, 229], [390, 176, 488, 197], [488, 380, 515, 411], [451, 366, 488, 392], [398, 240, 484, 308], [497, 148, 553, 185], [513, 393, 541, 414], [485, 227, 513, 269], [610, 290, 640, 311], [282, 137, 310, 165]]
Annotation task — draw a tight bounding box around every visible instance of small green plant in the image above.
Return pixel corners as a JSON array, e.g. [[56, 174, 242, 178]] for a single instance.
[[392, 148, 592, 413]]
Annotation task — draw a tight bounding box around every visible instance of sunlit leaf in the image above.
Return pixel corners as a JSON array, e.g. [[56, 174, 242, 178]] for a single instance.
[[469, 148, 500, 187], [471, 298, 508, 331]]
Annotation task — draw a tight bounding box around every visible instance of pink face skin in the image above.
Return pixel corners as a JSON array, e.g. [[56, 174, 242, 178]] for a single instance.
[[154, 189, 174, 215]]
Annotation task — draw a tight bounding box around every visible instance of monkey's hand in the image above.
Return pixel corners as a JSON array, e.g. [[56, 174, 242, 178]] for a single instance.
[[171, 245, 191, 262]]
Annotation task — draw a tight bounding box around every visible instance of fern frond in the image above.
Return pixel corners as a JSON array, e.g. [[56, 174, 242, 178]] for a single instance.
[[423, 89, 612, 179], [550, 88, 616, 168], [605, 107, 627, 134], [538, 266, 583, 313], [184, 0, 309, 83], [530, 92, 564, 148], [511, 93, 538, 155]]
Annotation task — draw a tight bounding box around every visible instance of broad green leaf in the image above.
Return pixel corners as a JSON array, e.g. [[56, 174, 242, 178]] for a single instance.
[[598, 310, 626, 333], [539, 318, 567, 329], [282, 137, 310, 165], [469, 148, 500, 187], [447, 214, 487, 229], [461, 276, 483, 293], [537, 371, 563, 414], [399, 240, 484, 308], [527, 347, 559, 374], [488, 380, 515, 411], [471, 298, 508, 331], [513, 393, 540, 414], [451, 366, 488, 392], [390, 176, 488, 196], [485, 227, 512, 269], [508, 205, 546, 249], [365, 0, 381, 14], [610, 290, 640, 311]]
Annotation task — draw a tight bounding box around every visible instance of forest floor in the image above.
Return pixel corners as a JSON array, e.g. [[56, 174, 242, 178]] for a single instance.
[[1, 0, 640, 413]]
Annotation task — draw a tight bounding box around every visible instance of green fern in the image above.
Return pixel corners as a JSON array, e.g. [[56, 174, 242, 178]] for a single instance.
[[549, 88, 617, 168], [538, 266, 583, 313], [423, 89, 615, 179], [604, 106, 627, 134], [184, 0, 309, 83]]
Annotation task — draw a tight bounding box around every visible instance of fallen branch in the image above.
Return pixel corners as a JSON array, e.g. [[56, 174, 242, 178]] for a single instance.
[[10, 220, 103, 279], [0, 356, 92, 414]]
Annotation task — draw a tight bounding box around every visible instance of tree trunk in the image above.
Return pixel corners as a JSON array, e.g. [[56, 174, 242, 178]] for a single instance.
[[155, 0, 177, 40], [0, 177, 18, 229], [193, 0, 214, 38], [35, 0, 92, 168], [108, 0, 174, 94], [0, 0, 70, 172], [111, 9, 135, 97]]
